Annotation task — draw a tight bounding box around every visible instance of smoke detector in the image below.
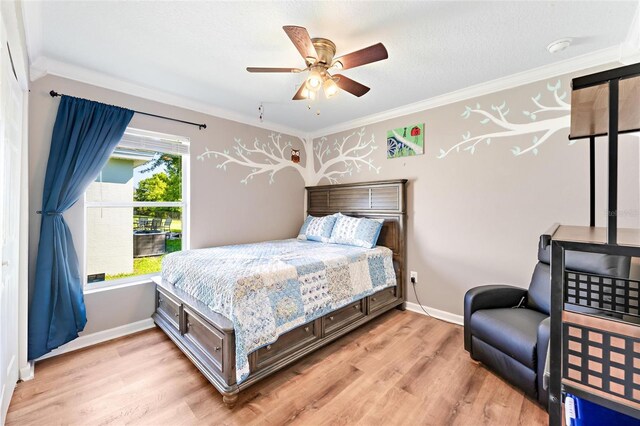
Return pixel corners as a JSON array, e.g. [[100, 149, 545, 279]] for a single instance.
[[547, 38, 572, 54]]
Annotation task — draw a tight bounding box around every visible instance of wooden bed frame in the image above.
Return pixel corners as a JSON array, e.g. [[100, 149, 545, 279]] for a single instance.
[[152, 179, 407, 407]]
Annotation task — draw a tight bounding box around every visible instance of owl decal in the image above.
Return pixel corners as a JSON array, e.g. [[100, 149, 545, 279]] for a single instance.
[[291, 148, 301, 163]]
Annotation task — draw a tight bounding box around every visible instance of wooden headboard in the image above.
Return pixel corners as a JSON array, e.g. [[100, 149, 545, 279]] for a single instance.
[[306, 179, 408, 303]]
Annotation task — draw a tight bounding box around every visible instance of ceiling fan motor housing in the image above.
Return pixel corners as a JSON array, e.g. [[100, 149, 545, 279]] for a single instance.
[[311, 38, 337, 66]]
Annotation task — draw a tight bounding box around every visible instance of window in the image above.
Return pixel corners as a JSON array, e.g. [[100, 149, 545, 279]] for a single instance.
[[84, 128, 189, 289]]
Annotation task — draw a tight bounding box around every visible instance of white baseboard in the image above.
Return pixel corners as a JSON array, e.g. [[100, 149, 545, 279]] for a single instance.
[[36, 318, 156, 362], [406, 302, 464, 326], [18, 361, 34, 381]]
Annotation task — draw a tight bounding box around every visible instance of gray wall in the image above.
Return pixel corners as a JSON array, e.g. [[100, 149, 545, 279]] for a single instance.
[[28, 74, 304, 337], [313, 65, 640, 317], [29, 63, 640, 340]]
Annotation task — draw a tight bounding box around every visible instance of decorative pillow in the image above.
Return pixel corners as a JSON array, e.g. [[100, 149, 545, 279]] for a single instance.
[[297, 214, 337, 242], [329, 213, 384, 249]]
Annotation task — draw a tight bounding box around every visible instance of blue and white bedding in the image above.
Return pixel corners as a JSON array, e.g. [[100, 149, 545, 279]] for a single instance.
[[161, 238, 396, 383]]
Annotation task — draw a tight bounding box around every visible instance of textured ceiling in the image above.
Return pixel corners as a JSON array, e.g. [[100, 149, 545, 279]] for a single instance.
[[24, 1, 638, 134]]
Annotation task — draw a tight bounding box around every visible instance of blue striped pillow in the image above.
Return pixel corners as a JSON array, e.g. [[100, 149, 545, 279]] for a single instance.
[[297, 215, 337, 242]]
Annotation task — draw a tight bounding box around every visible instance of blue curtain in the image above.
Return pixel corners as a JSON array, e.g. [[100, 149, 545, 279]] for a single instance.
[[28, 96, 134, 360]]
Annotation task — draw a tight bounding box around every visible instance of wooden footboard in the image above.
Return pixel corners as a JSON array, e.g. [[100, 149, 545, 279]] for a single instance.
[[153, 179, 408, 407], [152, 280, 403, 407]]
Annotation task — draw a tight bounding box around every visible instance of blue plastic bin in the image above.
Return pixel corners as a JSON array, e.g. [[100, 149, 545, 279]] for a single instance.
[[565, 394, 640, 426]]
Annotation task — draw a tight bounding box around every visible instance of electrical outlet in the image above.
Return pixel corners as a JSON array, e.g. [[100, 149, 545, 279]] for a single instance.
[[410, 271, 418, 283]]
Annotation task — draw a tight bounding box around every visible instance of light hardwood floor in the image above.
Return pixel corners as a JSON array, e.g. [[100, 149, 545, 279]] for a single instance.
[[7, 310, 548, 425]]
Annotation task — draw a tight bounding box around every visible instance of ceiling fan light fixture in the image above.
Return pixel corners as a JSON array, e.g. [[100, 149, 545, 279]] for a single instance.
[[305, 69, 323, 91], [323, 78, 339, 98], [302, 87, 316, 100]]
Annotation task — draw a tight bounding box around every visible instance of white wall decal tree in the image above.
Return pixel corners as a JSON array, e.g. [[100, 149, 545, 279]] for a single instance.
[[197, 127, 380, 185], [309, 128, 381, 185], [437, 80, 571, 159]]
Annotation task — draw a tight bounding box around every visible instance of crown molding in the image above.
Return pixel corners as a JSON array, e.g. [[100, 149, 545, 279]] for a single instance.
[[25, 39, 626, 143], [29, 56, 308, 138], [19, 0, 638, 141], [308, 46, 623, 139], [26, 46, 625, 142], [20, 0, 309, 138]]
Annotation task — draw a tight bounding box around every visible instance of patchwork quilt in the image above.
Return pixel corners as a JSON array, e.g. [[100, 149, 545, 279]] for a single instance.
[[161, 239, 396, 383]]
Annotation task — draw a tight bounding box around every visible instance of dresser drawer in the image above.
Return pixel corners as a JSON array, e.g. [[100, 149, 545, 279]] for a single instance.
[[183, 307, 225, 372], [369, 287, 398, 313], [254, 320, 320, 370], [156, 289, 181, 330], [324, 300, 366, 335]]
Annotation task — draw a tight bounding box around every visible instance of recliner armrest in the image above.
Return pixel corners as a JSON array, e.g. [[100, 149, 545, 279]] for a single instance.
[[464, 285, 528, 352], [537, 316, 551, 406]]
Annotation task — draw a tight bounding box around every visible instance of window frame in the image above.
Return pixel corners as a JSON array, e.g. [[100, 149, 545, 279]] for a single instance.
[[82, 128, 190, 291]]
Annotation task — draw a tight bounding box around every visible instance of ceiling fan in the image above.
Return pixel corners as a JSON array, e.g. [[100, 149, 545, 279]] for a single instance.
[[247, 26, 388, 100]]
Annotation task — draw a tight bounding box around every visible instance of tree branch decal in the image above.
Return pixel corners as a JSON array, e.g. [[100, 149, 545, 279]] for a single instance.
[[197, 127, 380, 185], [198, 133, 305, 185], [311, 128, 381, 184], [437, 80, 571, 159]]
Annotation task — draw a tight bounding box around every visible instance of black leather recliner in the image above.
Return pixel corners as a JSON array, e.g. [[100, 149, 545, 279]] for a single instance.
[[464, 234, 631, 407]]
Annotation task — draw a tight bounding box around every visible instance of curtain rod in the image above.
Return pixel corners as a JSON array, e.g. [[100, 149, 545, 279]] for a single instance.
[[49, 90, 207, 130]]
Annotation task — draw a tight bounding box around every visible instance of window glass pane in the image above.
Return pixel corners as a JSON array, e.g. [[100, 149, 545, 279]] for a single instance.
[[86, 148, 182, 203], [86, 207, 182, 284]]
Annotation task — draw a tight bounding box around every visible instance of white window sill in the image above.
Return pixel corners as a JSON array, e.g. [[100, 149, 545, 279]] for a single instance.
[[84, 275, 159, 295]]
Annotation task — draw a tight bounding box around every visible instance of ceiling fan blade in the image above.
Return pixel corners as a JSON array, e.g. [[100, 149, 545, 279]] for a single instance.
[[334, 74, 370, 97], [246, 67, 300, 73], [283, 26, 318, 62], [334, 43, 388, 70], [292, 84, 307, 100]]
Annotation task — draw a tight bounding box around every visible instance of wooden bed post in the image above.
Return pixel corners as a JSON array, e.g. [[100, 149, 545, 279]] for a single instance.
[[222, 393, 239, 409]]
